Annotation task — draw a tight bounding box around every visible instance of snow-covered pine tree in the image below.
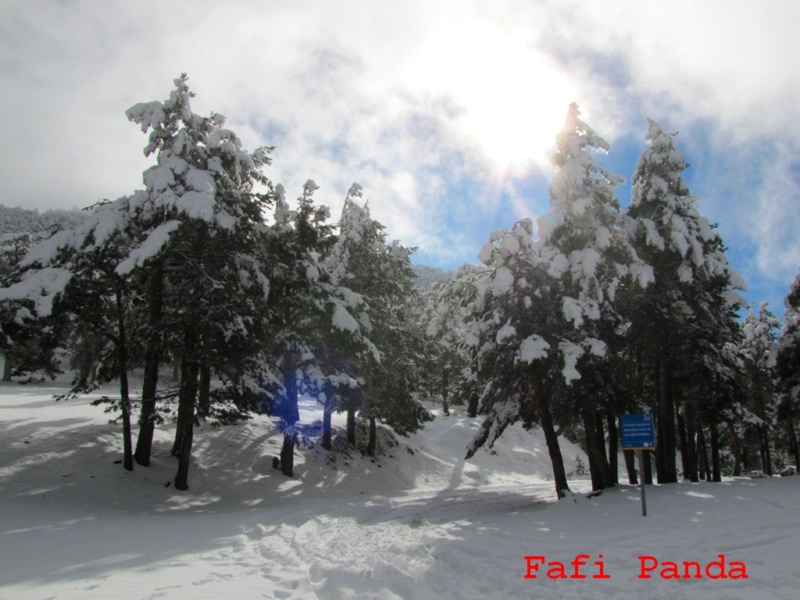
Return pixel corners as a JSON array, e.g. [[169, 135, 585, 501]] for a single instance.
[[418, 264, 484, 416], [120, 74, 274, 490], [325, 185, 430, 455], [262, 183, 373, 455], [0, 233, 32, 280], [260, 181, 339, 475], [539, 103, 650, 492], [738, 303, 780, 476], [360, 236, 431, 455], [1, 231, 42, 380], [625, 118, 746, 483], [776, 269, 800, 468], [0, 208, 89, 381], [0, 199, 144, 470], [693, 313, 741, 481], [463, 218, 568, 493], [466, 104, 647, 497], [1, 74, 277, 485]]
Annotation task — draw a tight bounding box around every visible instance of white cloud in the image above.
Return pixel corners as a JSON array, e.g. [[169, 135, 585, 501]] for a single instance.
[[752, 143, 800, 280], [0, 0, 798, 300]]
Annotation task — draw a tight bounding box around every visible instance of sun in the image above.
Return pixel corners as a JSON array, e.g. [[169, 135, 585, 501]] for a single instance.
[[407, 22, 576, 175]]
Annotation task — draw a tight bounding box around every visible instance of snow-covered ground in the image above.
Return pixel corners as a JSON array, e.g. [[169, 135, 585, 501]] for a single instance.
[[1, 380, 798, 600]]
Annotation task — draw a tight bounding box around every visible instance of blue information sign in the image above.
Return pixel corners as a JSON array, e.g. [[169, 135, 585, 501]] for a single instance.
[[620, 413, 655, 449]]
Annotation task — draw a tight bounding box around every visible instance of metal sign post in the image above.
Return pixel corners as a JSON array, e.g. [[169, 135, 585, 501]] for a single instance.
[[637, 449, 647, 516], [620, 413, 655, 517]]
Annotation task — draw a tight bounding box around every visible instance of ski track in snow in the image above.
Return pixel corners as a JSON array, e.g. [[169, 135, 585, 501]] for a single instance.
[[2, 382, 800, 599]]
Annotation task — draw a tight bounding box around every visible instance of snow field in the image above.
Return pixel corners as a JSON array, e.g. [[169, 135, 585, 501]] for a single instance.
[[1, 382, 799, 599]]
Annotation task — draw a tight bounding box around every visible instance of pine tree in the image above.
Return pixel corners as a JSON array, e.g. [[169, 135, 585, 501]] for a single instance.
[[418, 264, 484, 416], [463, 105, 646, 497], [1, 231, 43, 381], [122, 74, 274, 490], [776, 269, 800, 468], [626, 118, 745, 483], [542, 104, 649, 492], [464, 218, 565, 492], [0, 200, 143, 470], [737, 303, 780, 475], [360, 236, 431, 455], [261, 181, 339, 476], [0, 219, 86, 381], [1, 74, 278, 488], [324, 185, 430, 455]]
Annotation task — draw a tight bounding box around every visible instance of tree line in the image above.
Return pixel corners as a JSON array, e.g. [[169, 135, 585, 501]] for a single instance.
[[424, 107, 800, 496], [0, 75, 429, 490], [1, 79, 798, 498]]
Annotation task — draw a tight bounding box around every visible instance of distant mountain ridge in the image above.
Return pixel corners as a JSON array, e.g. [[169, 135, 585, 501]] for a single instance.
[[0, 204, 88, 235], [412, 264, 451, 291]]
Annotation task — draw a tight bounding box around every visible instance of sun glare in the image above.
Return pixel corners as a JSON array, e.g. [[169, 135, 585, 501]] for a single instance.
[[409, 23, 575, 175]]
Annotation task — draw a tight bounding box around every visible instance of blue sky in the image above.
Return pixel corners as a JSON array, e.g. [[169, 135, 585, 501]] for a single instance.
[[1, 0, 798, 317]]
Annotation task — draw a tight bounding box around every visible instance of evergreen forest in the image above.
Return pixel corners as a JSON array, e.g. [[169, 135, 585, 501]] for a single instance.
[[2, 76, 799, 498]]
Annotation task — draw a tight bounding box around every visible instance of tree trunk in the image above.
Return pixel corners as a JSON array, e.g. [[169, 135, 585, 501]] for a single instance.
[[758, 425, 767, 474], [467, 352, 478, 418], [677, 408, 690, 480], [134, 264, 163, 467], [742, 432, 753, 471], [280, 363, 299, 477], [347, 406, 356, 445], [174, 411, 195, 491], [581, 405, 601, 491], [367, 415, 377, 457], [624, 450, 638, 485], [709, 422, 721, 482], [280, 433, 295, 477], [467, 392, 478, 418], [581, 401, 612, 491], [685, 402, 698, 483], [322, 401, 333, 451], [606, 410, 619, 485], [765, 425, 774, 476], [759, 423, 773, 476], [655, 357, 677, 483], [120, 376, 133, 473], [728, 421, 742, 476], [595, 410, 614, 487], [535, 376, 569, 499], [442, 367, 450, 416], [133, 345, 160, 466], [197, 365, 211, 420], [174, 333, 200, 491], [172, 331, 198, 457], [696, 423, 711, 481], [115, 288, 133, 472], [2, 353, 11, 382], [787, 418, 800, 471]]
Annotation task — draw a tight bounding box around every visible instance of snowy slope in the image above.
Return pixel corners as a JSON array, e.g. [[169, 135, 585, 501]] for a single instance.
[[1, 380, 799, 599]]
